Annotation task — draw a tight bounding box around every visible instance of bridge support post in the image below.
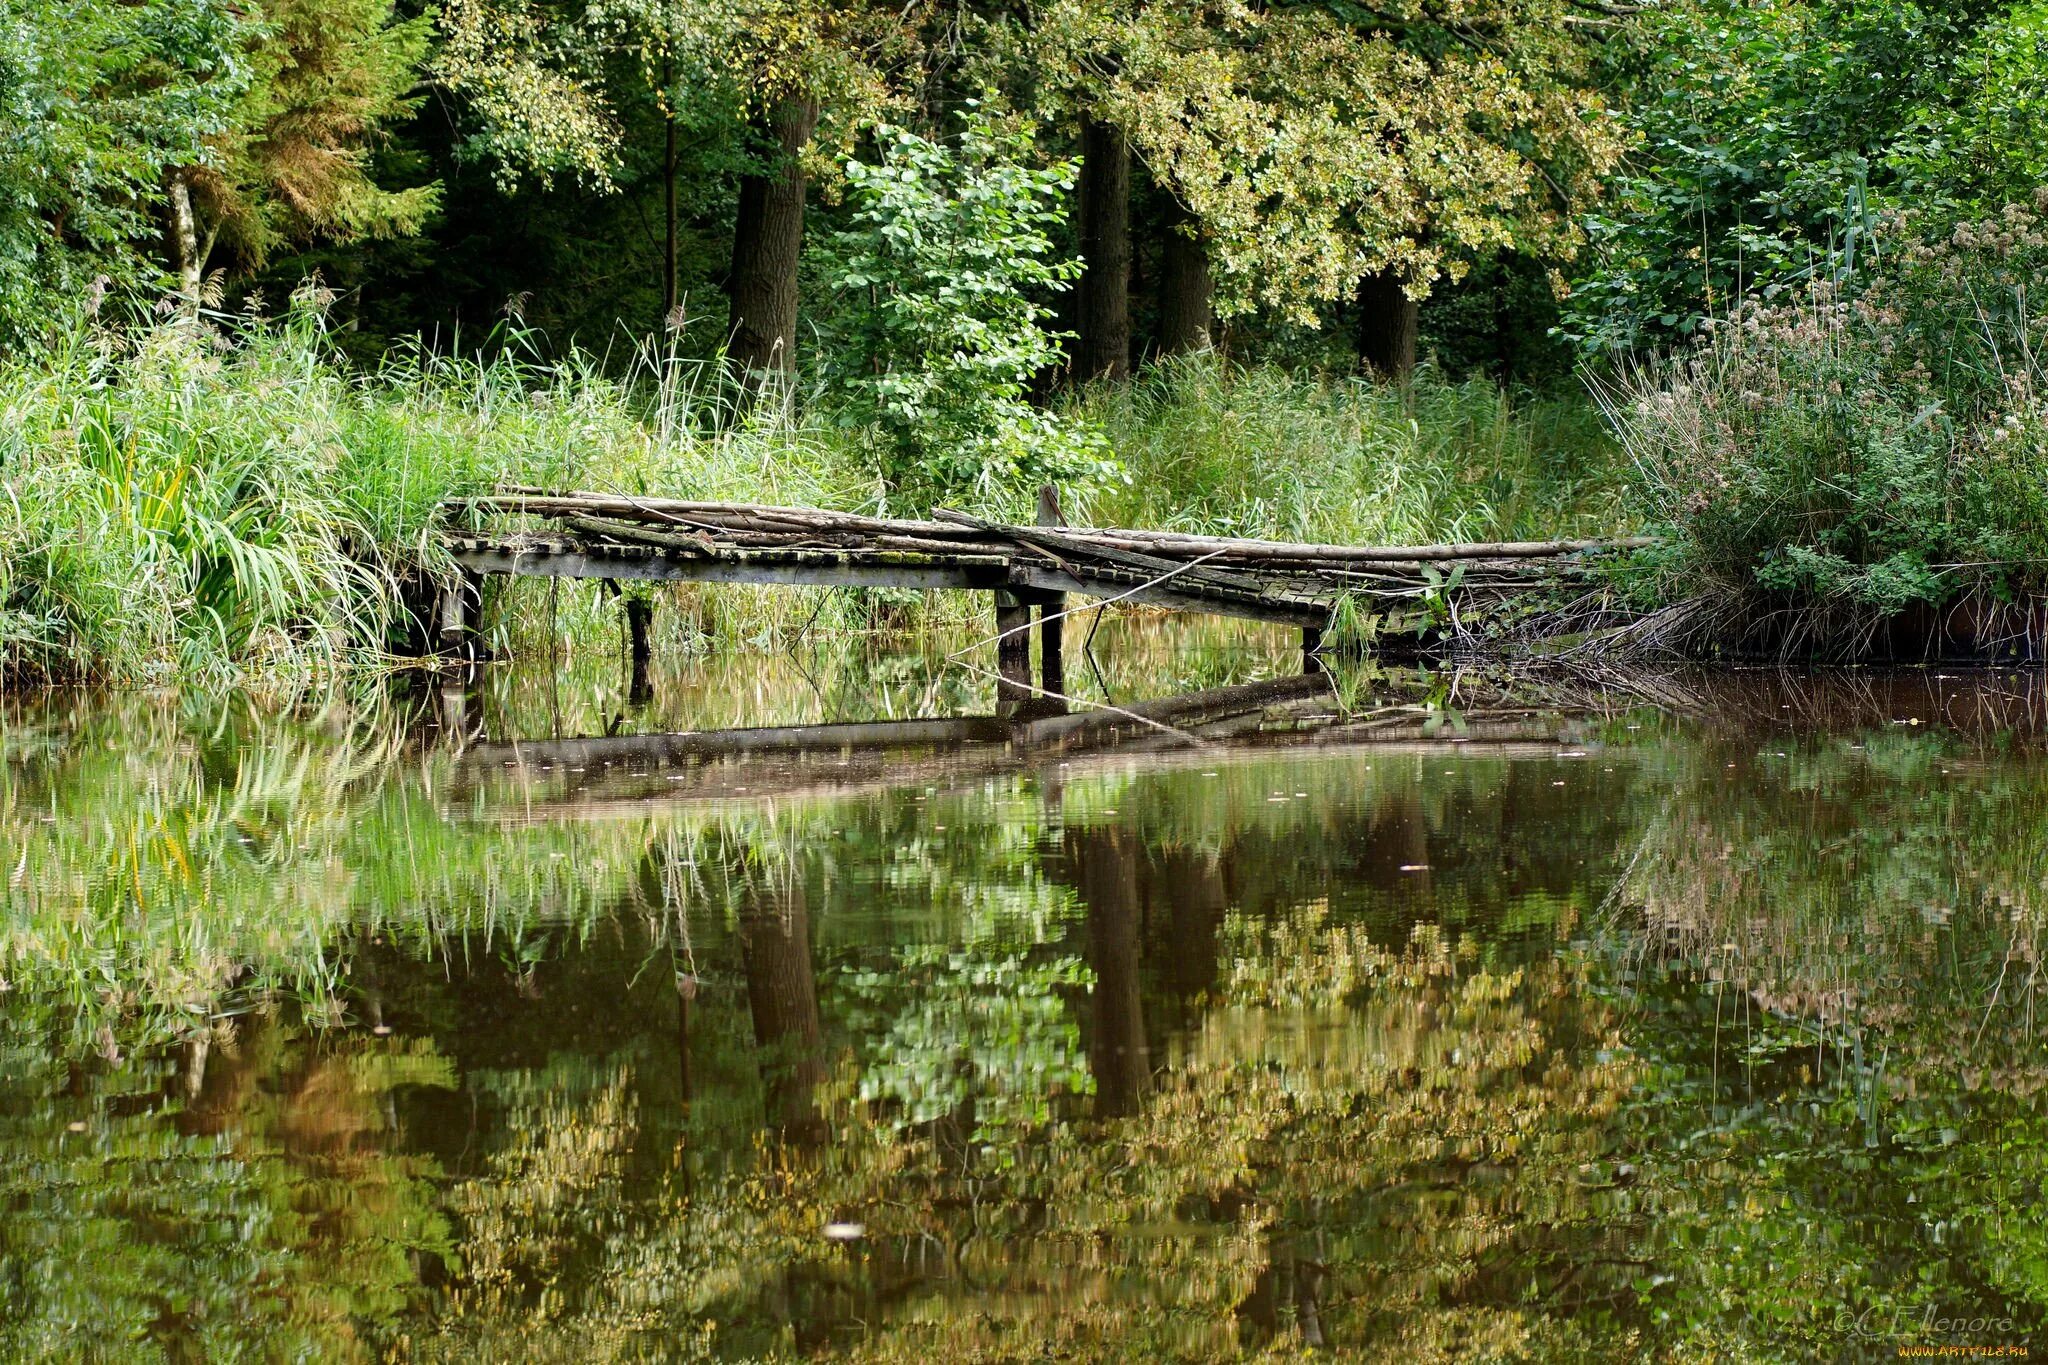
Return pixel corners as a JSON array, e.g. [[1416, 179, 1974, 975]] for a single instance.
[[994, 589, 1032, 711], [1034, 483, 1068, 704], [1302, 624, 1324, 675], [437, 572, 483, 659], [1039, 598, 1065, 697], [624, 595, 653, 704]]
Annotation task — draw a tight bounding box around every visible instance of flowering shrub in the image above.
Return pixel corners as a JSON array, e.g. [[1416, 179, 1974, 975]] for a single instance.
[[1602, 191, 2048, 616]]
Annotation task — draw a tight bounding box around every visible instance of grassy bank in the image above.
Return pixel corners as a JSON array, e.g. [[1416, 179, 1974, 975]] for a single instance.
[[0, 303, 1627, 686]]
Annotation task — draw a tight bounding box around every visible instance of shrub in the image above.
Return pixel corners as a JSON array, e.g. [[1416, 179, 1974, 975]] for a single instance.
[[1600, 192, 2048, 618], [822, 116, 1116, 514]]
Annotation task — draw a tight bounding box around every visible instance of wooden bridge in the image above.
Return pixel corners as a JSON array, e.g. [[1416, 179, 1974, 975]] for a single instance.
[[434, 487, 1644, 696]]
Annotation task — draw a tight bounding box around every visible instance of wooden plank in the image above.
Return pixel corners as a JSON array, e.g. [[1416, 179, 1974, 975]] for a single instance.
[[446, 538, 1014, 593]]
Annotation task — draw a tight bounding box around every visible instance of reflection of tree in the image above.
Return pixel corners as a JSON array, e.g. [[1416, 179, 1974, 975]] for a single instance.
[[739, 874, 828, 1144], [1070, 826, 1151, 1119]]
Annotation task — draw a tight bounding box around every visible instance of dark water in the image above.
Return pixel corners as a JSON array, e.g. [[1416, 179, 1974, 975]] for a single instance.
[[4, 624, 2047, 1362]]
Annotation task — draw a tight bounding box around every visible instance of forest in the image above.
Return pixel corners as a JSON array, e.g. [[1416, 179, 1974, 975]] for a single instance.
[[5, 0, 2048, 677]]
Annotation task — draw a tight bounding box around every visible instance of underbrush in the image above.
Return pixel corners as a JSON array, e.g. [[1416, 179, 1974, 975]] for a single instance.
[[1600, 194, 2048, 656], [0, 296, 1628, 685]]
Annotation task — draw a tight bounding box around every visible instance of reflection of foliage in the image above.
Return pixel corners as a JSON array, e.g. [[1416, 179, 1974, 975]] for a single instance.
[[15, 674, 2048, 1359], [0, 1010, 455, 1361], [815, 914, 1639, 1361], [843, 946, 1093, 1148], [1608, 730, 2048, 1356], [393, 908, 1638, 1362], [837, 821, 1093, 1152], [445, 1060, 640, 1305]]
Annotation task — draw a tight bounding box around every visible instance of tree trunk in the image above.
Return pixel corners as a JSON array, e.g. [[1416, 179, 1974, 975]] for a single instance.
[[738, 873, 827, 1144], [165, 169, 204, 319], [1075, 116, 1131, 382], [1356, 267, 1419, 381], [727, 98, 819, 383], [1157, 200, 1213, 356]]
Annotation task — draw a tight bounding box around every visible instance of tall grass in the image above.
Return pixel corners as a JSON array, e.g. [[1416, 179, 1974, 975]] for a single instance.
[[0, 298, 876, 684], [1078, 353, 1627, 544]]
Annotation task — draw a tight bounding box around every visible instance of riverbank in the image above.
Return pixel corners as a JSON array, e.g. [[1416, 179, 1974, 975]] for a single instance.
[[15, 194, 2048, 687]]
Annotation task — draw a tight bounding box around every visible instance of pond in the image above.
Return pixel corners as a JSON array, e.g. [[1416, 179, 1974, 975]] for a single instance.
[[3, 618, 2045, 1362]]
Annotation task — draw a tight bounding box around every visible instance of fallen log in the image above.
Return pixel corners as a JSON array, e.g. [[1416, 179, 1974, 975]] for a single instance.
[[563, 515, 718, 556], [472, 489, 983, 540]]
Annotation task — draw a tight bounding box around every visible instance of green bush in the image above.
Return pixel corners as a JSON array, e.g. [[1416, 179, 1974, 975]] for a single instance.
[[823, 117, 1115, 514], [1601, 192, 2048, 615]]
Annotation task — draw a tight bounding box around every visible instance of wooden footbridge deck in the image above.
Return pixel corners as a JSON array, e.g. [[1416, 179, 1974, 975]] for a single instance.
[[434, 487, 1644, 690]]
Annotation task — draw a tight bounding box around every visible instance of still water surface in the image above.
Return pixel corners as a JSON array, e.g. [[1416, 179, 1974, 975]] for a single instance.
[[3, 622, 2046, 1361]]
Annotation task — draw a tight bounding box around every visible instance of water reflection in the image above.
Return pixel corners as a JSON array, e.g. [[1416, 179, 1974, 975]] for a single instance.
[[2, 639, 2046, 1360]]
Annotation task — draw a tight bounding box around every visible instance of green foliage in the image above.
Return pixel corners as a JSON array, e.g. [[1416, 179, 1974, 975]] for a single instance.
[[1602, 195, 2048, 618], [0, 0, 250, 347], [1564, 0, 2008, 355], [1906, 1, 2048, 206], [1001, 0, 1624, 323], [824, 118, 1114, 510], [0, 0, 435, 346], [203, 0, 441, 267]]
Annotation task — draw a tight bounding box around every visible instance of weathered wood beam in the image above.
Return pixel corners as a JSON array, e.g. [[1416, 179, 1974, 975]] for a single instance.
[[445, 537, 1014, 593], [466, 490, 979, 539]]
